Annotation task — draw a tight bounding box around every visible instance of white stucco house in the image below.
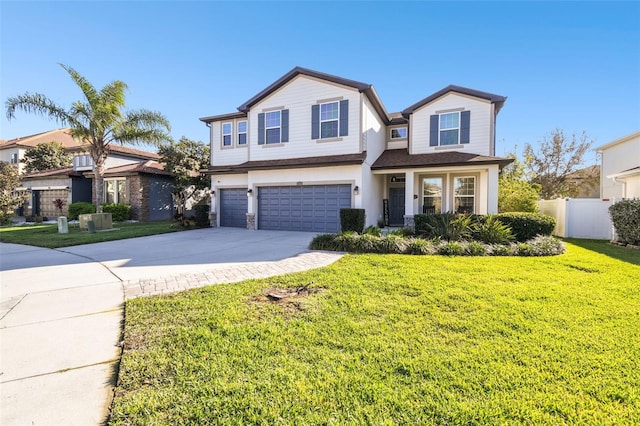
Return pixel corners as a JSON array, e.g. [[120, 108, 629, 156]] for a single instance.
[[200, 67, 512, 232], [596, 130, 640, 200]]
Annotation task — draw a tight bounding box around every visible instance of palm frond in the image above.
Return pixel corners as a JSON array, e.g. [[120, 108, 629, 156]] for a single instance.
[[99, 80, 128, 108], [59, 63, 98, 105], [5, 92, 70, 123], [125, 109, 171, 131]]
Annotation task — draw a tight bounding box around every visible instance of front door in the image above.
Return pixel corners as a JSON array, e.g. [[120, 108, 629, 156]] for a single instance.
[[32, 190, 41, 216], [389, 187, 405, 226]]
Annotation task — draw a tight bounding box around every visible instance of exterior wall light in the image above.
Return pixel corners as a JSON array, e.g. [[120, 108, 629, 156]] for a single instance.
[[247, 188, 253, 196], [353, 185, 359, 194]]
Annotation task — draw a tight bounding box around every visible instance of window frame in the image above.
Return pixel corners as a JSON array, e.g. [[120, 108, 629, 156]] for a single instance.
[[265, 110, 282, 144], [221, 122, 233, 147], [439, 112, 461, 146], [104, 178, 127, 204], [453, 176, 476, 214], [319, 101, 340, 139], [237, 120, 247, 146], [10, 153, 18, 165], [390, 127, 408, 140], [422, 176, 444, 214]]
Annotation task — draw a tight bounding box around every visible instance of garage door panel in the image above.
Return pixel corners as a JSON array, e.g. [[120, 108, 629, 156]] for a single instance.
[[258, 184, 351, 232], [220, 188, 247, 228]]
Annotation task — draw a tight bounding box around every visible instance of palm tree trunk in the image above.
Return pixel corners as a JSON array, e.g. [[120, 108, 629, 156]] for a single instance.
[[94, 159, 106, 212]]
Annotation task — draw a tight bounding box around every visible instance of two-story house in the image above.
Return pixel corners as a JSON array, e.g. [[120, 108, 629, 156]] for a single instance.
[[2, 128, 174, 220], [200, 67, 512, 232], [596, 130, 640, 200]]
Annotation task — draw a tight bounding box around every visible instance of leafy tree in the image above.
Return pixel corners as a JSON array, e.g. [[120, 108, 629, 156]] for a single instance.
[[158, 137, 210, 222], [524, 129, 595, 199], [498, 153, 540, 212], [5, 63, 171, 210], [22, 141, 72, 173], [0, 162, 28, 225]]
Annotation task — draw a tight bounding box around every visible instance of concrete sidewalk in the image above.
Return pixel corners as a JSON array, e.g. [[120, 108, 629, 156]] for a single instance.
[[1, 228, 343, 425]]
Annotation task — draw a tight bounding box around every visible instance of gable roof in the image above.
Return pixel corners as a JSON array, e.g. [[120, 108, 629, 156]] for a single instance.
[[200, 67, 391, 125], [371, 149, 513, 170], [0, 127, 160, 160], [401, 85, 507, 117]]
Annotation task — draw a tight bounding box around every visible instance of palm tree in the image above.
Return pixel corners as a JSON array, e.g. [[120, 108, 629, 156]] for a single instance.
[[6, 63, 171, 211]]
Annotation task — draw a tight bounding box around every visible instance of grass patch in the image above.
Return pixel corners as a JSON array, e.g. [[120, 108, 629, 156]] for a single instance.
[[110, 241, 640, 425], [0, 221, 180, 248]]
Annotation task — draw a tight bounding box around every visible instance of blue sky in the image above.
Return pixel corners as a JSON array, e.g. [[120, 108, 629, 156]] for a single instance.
[[1, 1, 639, 165]]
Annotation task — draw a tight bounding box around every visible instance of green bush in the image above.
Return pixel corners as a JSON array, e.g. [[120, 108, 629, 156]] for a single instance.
[[388, 227, 414, 237], [340, 208, 365, 233], [415, 212, 472, 241], [409, 238, 434, 255], [437, 241, 466, 256], [466, 241, 488, 256], [363, 225, 382, 236], [609, 199, 640, 245], [194, 204, 211, 228], [67, 202, 96, 220], [494, 212, 555, 242], [309, 233, 337, 251], [102, 203, 132, 222], [472, 215, 515, 244]]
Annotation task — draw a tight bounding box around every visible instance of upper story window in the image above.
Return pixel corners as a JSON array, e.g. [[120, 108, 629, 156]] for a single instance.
[[429, 110, 470, 147], [258, 109, 289, 145], [10, 153, 18, 164], [439, 112, 460, 146], [73, 154, 94, 171], [320, 102, 339, 139], [312, 100, 348, 140], [390, 127, 407, 139], [265, 111, 281, 144], [222, 123, 232, 147], [237, 121, 247, 145]]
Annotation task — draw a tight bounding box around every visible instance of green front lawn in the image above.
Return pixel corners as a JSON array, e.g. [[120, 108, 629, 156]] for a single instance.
[[110, 241, 640, 425], [0, 221, 180, 248]]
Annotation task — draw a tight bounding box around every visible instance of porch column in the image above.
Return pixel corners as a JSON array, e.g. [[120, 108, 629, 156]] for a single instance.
[[486, 165, 499, 214], [404, 171, 416, 229]]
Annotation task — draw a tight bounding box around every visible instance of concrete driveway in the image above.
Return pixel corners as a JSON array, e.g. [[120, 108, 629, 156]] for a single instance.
[[0, 228, 342, 425]]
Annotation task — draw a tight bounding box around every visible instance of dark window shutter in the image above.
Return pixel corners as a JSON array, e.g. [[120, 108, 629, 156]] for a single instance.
[[258, 113, 265, 145], [311, 105, 320, 139], [339, 99, 349, 136], [430, 114, 439, 147], [460, 111, 470, 144], [281, 109, 289, 142]]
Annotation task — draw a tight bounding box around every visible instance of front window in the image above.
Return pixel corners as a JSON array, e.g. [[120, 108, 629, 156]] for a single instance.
[[237, 121, 247, 145], [423, 177, 443, 213], [440, 112, 460, 146], [454, 176, 475, 213], [10, 153, 18, 164], [265, 111, 281, 144], [105, 179, 127, 204], [320, 101, 339, 139], [391, 127, 407, 139], [222, 123, 232, 147]]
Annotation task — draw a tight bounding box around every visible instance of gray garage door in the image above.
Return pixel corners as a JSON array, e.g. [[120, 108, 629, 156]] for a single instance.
[[258, 185, 351, 232], [220, 188, 247, 227]]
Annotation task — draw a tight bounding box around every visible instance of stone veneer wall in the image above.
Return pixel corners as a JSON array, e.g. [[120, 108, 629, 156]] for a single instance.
[[127, 175, 145, 221]]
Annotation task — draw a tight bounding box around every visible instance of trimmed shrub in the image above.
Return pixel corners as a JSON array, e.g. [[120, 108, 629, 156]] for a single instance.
[[527, 235, 565, 256], [379, 235, 410, 254], [437, 241, 466, 256], [472, 215, 515, 244], [494, 212, 555, 242], [609, 199, 640, 245], [194, 204, 211, 228], [309, 234, 337, 251], [466, 241, 488, 256], [340, 208, 365, 233], [409, 238, 434, 255], [67, 202, 96, 220], [102, 203, 132, 222]]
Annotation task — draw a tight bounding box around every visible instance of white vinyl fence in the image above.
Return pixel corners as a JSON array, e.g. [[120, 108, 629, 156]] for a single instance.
[[538, 198, 614, 240]]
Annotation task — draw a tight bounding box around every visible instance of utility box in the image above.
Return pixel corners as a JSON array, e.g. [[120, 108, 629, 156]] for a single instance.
[[79, 213, 113, 231], [57, 216, 69, 234]]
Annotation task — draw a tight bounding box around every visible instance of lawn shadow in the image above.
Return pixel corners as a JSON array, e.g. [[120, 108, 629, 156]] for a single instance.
[[565, 238, 640, 266]]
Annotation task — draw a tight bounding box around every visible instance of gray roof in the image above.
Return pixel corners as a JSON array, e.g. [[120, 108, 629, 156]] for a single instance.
[[401, 85, 507, 117]]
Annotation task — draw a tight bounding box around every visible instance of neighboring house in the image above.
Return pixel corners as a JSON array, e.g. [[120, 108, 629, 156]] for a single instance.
[[200, 67, 512, 232], [565, 165, 600, 198], [6, 128, 173, 220], [596, 130, 640, 200]]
